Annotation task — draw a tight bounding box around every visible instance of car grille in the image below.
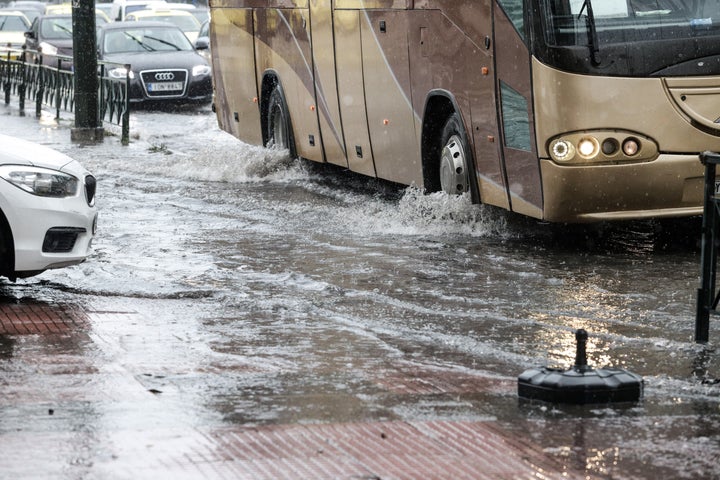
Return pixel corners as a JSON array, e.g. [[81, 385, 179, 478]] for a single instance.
[[42, 227, 86, 253], [140, 69, 188, 98]]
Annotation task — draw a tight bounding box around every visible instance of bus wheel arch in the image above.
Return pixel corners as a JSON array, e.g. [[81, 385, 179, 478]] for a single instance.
[[260, 73, 296, 158], [421, 92, 480, 203]]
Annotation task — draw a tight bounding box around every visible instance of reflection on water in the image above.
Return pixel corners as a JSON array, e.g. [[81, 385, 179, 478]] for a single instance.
[[0, 335, 14, 359]]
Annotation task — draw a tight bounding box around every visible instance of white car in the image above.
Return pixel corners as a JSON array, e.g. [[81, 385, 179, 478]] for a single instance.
[[0, 10, 31, 57], [0, 134, 97, 281]]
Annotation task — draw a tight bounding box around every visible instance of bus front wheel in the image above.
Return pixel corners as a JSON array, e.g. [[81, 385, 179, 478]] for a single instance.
[[438, 114, 470, 195], [266, 86, 295, 156]]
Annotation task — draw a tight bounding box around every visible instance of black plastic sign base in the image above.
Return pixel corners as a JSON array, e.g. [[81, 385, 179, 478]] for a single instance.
[[518, 329, 643, 405], [518, 365, 643, 404]]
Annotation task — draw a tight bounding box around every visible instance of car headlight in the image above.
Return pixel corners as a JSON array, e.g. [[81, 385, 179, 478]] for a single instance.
[[108, 67, 134, 80], [192, 64, 211, 77], [38, 42, 58, 56], [0, 165, 79, 197]]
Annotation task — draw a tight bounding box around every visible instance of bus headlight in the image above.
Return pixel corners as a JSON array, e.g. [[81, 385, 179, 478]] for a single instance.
[[622, 138, 640, 156], [602, 138, 619, 156], [551, 139, 575, 162], [547, 131, 658, 165], [577, 137, 599, 159]]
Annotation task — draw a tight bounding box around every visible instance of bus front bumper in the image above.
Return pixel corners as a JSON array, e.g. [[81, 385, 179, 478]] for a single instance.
[[540, 154, 705, 223]]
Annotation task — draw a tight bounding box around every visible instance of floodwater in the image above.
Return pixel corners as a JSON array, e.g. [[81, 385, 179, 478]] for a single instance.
[[2, 104, 720, 479]]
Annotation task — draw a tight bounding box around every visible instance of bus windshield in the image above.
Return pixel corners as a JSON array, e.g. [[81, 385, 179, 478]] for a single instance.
[[536, 0, 720, 76]]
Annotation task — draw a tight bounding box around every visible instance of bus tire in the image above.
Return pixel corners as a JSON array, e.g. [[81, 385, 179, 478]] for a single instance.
[[266, 85, 296, 158], [0, 208, 14, 281], [439, 113, 470, 195]]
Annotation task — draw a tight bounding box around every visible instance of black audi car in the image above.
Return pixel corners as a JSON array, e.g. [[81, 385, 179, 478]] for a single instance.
[[97, 21, 212, 105]]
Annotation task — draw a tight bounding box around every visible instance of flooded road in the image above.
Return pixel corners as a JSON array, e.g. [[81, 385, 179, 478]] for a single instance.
[[1, 104, 719, 479]]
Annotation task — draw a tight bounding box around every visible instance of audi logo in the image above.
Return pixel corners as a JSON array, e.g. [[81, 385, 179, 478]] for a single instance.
[[154, 72, 175, 81]]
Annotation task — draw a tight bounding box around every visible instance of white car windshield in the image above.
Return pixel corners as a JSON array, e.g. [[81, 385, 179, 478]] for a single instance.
[[0, 15, 29, 32]]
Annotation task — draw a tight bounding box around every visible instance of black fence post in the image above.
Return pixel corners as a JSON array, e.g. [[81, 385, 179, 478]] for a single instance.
[[122, 64, 130, 145], [98, 63, 105, 123], [2, 49, 9, 105], [35, 56, 45, 118], [55, 58, 62, 120], [18, 49, 29, 113]]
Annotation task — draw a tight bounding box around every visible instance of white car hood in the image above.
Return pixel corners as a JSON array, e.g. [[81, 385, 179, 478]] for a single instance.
[[0, 31, 25, 46], [0, 134, 76, 172]]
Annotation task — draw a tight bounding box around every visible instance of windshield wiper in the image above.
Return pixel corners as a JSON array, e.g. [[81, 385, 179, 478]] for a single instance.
[[578, 0, 601, 65], [123, 32, 154, 52], [142, 35, 181, 51], [53, 22, 73, 38]]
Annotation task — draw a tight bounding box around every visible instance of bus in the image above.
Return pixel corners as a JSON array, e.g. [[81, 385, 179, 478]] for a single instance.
[[207, 0, 720, 223]]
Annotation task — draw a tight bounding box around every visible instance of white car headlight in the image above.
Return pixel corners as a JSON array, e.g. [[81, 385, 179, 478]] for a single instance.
[[0, 165, 78, 197], [108, 67, 134, 80], [38, 42, 58, 56], [192, 64, 211, 77]]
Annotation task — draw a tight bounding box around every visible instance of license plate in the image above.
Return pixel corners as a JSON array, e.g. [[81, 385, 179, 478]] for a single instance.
[[147, 81, 182, 92]]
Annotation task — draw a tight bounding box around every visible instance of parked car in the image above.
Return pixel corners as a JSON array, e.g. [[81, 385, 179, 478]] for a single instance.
[[194, 19, 209, 62], [4, 1, 44, 24], [189, 6, 208, 24], [24, 14, 74, 70], [95, 2, 114, 22], [0, 10, 31, 58], [0, 134, 97, 281], [125, 8, 201, 42], [43, 3, 111, 24], [141, 2, 209, 23], [109, 0, 166, 21], [97, 21, 212, 105]]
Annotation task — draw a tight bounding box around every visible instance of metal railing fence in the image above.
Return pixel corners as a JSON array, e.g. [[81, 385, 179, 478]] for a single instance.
[[0, 47, 130, 144]]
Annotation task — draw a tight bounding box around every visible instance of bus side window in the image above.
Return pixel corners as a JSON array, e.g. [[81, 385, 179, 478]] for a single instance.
[[497, 0, 525, 39]]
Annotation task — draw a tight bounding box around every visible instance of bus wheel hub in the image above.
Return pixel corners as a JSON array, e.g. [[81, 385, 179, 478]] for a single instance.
[[440, 134, 468, 195]]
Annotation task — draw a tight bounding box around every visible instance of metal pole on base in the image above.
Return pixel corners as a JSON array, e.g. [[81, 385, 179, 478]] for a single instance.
[[696, 151, 720, 343], [518, 329, 643, 404], [71, 0, 103, 143]]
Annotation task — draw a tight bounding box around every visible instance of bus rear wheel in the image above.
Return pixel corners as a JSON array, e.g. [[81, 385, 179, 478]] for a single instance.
[[439, 114, 470, 195], [266, 86, 295, 156]]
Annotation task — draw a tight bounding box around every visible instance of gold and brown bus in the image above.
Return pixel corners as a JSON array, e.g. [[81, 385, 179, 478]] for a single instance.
[[207, 0, 720, 222]]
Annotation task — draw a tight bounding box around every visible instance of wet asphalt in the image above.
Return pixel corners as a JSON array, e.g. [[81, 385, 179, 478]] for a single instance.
[[0, 100, 718, 479]]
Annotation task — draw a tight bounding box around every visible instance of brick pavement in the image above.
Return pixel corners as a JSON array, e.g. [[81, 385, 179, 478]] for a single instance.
[[0, 300, 88, 335], [0, 300, 593, 479]]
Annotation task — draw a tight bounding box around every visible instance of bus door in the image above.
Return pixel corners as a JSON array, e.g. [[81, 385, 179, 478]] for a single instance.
[[333, 7, 376, 177], [492, 0, 543, 218], [359, 8, 421, 186], [209, 8, 261, 145], [309, 0, 348, 168]]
